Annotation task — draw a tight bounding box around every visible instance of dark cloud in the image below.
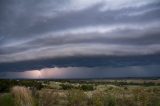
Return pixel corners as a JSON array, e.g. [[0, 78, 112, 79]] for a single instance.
[[1, 1, 160, 41], [0, 0, 160, 78], [1, 65, 160, 79], [0, 55, 160, 72]]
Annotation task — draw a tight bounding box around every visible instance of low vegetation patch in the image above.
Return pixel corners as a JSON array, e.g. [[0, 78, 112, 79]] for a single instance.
[[0, 94, 14, 106], [0, 80, 160, 106], [11, 86, 34, 106]]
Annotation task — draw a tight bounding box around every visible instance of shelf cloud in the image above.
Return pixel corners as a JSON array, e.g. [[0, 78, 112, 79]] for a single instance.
[[0, 0, 160, 78]]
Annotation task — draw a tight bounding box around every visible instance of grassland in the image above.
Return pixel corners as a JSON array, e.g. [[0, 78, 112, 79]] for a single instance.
[[0, 79, 160, 106]]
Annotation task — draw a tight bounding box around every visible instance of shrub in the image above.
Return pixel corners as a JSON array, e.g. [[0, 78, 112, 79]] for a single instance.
[[81, 84, 94, 91], [11, 86, 34, 106], [104, 95, 116, 106], [67, 89, 87, 106], [132, 88, 151, 106], [147, 95, 160, 106], [0, 94, 14, 106], [116, 96, 136, 106], [60, 84, 74, 90], [38, 89, 59, 106], [88, 91, 106, 106]]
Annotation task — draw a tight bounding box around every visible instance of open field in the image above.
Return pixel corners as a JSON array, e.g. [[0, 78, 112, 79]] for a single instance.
[[0, 79, 160, 106]]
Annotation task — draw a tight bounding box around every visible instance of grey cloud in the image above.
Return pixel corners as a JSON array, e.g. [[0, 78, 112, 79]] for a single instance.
[[1, 24, 160, 56], [0, 0, 160, 63], [0, 43, 160, 64], [1, 1, 160, 41], [17, 2, 160, 37]]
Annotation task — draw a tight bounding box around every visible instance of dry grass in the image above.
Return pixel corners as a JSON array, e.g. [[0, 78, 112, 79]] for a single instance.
[[11, 86, 34, 106], [38, 89, 60, 106], [67, 89, 87, 106], [7, 82, 160, 106]]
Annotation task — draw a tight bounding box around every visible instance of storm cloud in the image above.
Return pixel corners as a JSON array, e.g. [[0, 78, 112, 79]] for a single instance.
[[0, 0, 160, 78], [1, 66, 160, 79]]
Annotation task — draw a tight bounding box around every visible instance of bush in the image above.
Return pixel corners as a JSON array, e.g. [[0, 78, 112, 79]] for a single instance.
[[81, 84, 94, 91], [89, 92, 116, 106], [0, 94, 14, 106], [131, 88, 160, 106], [88, 91, 106, 106], [38, 89, 59, 106], [11, 86, 34, 106], [60, 84, 74, 90], [0, 80, 44, 92], [67, 89, 87, 106], [104, 95, 116, 106], [116, 96, 136, 106]]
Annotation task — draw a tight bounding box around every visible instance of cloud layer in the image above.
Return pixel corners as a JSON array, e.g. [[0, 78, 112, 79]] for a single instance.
[[1, 65, 160, 79], [0, 0, 160, 63], [0, 0, 160, 79]]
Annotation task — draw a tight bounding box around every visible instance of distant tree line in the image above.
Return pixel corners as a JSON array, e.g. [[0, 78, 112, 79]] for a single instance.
[[0, 80, 45, 92]]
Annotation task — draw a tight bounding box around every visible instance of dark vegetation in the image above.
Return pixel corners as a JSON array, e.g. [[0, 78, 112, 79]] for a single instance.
[[0, 80, 44, 92]]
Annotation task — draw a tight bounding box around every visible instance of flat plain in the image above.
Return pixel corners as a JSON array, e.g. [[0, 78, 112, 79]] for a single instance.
[[0, 79, 160, 106]]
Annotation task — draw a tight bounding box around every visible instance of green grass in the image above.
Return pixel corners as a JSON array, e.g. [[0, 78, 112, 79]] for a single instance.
[[0, 94, 14, 106]]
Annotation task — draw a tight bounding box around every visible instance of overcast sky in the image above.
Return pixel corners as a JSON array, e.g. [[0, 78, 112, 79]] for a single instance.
[[0, 0, 160, 79]]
